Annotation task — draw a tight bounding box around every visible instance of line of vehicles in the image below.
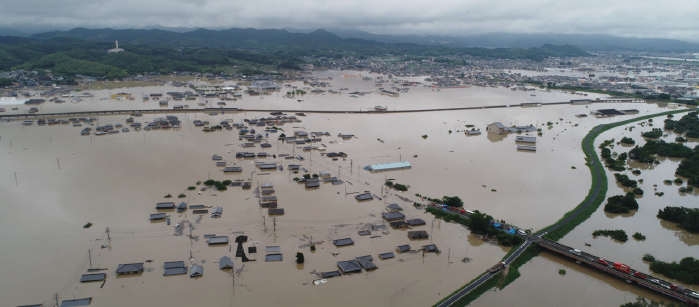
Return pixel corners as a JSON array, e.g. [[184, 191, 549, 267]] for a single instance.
[[563, 246, 699, 302]]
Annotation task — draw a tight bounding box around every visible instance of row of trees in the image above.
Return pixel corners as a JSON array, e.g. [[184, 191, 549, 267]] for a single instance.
[[657, 206, 699, 233]]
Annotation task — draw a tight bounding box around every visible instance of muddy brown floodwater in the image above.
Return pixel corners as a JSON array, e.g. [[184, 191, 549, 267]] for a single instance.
[[0, 70, 695, 306]]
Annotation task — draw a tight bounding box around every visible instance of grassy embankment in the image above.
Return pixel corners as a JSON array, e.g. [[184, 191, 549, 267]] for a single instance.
[[541, 109, 691, 241], [429, 109, 691, 307]]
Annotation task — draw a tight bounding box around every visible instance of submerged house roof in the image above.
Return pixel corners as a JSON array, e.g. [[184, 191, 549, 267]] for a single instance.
[[397, 245, 411, 253], [156, 202, 175, 209], [79, 273, 106, 282], [355, 193, 372, 201], [150, 213, 167, 220], [265, 254, 283, 262], [116, 263, 144, 274], [358, 230, 371, 236], [190, 264, 203, 277], [211, 206, 223, 218], [423, 244, 439, 252], [321, 270, 342, 278], [386, 203, 403, 211], [224, 167, 242, 172], [60, 298, 92, 307], [164, 261, 185, 269], [268, 208, 285, 215], [164, 267, 188, 276], [389, 220, 409, 229], [355, 256, 377, 270], [382, 212, 405, 221], [337, 260, 362, 273], [219, 256, 234, 269], [406, 218, 426, 226], [515, 136, 537, 143], [207, 236, 229, 244], [379, 252, 395, 259], [408, 230, 429, 240], [333, 238, 355, 246]]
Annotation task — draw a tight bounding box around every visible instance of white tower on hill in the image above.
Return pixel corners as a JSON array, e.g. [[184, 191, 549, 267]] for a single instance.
[[108, 40, 124, 53]]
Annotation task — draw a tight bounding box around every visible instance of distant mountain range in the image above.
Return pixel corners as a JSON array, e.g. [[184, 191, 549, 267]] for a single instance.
[[16, 28, 589, 60], [0, 26, 694, 52], [325, 29, 699, 52]]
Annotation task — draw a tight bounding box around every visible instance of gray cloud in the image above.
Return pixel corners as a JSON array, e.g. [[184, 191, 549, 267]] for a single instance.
[[1, 0, 697, 42]]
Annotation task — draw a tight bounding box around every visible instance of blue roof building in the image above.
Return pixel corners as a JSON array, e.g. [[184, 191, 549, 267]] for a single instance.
[[365, 161, 411, 171]]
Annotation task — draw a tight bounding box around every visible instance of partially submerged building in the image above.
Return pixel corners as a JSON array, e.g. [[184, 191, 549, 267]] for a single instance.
[[365, 161, 411, 171]]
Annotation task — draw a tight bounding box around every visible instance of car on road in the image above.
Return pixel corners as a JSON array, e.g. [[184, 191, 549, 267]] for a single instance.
[[598, 259, 609, 266]]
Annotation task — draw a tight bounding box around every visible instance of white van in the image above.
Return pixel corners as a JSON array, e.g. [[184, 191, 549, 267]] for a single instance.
[[570, 249, 581, 255]]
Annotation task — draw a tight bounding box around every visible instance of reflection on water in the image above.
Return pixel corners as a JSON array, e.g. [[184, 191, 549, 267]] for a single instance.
[[659, 219, 699, 247], [472, 250, 683, 307]]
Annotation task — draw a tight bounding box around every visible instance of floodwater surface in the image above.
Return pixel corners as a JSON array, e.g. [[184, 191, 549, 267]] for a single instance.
[[0, 71, 695, 306]]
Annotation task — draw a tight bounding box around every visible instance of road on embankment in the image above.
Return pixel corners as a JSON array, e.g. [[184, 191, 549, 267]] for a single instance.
[[435, 240, 532, 307], [0, 99, 639, 120]]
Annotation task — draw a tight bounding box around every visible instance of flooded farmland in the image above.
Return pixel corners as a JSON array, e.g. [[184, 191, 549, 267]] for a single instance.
[[1, 70, 696, 306]]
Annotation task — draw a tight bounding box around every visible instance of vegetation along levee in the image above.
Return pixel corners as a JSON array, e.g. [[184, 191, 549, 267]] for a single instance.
[[428, 109, 693, 307], [540, 108, 691, 241]]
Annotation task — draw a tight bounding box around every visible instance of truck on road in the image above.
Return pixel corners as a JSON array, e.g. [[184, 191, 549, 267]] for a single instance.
[[488, 262, 506, 273]]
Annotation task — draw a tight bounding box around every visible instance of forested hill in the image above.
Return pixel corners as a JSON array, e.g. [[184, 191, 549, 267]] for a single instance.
[[29, 27, 590, 59], [0, 28, 590, 80]]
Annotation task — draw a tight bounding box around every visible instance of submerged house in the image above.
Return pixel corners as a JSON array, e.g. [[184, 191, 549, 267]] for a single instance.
[[382, 212, 405, 221], [333, 238, 354, 247], [408, 230, 429, 240], [337, 260, 362, 273], [116, 263, 144, 275], [486, 122, 506, 134], [190, 264, 203, 277]]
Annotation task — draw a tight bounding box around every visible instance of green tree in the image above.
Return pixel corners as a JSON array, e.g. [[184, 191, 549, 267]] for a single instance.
[[468, 210, 493, 234], [296, 252, 305, 264], [442, 196, 464, 208]]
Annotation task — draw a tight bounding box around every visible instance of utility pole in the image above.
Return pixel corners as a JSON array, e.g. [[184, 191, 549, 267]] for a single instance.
[[14, 172, 17, 186], [448, 249, 450, 267], [88, 250, 92, 269], [54, 293, 59, 307], [263, 216, 266, 231], [431, 219, 435, 243], [57, 158, 60, 170], [106, 227, 110, 240]]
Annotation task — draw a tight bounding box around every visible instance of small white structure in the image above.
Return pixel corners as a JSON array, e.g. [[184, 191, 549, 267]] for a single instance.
[[108, 41, 124, 53], [249, 79, 280, 90]]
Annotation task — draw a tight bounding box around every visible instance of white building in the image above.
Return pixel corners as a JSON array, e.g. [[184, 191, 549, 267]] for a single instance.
[[249, 79, 280, 90]]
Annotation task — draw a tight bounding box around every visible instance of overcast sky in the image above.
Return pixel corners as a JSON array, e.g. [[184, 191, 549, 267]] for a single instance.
[[2, 0, 698, 41]]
